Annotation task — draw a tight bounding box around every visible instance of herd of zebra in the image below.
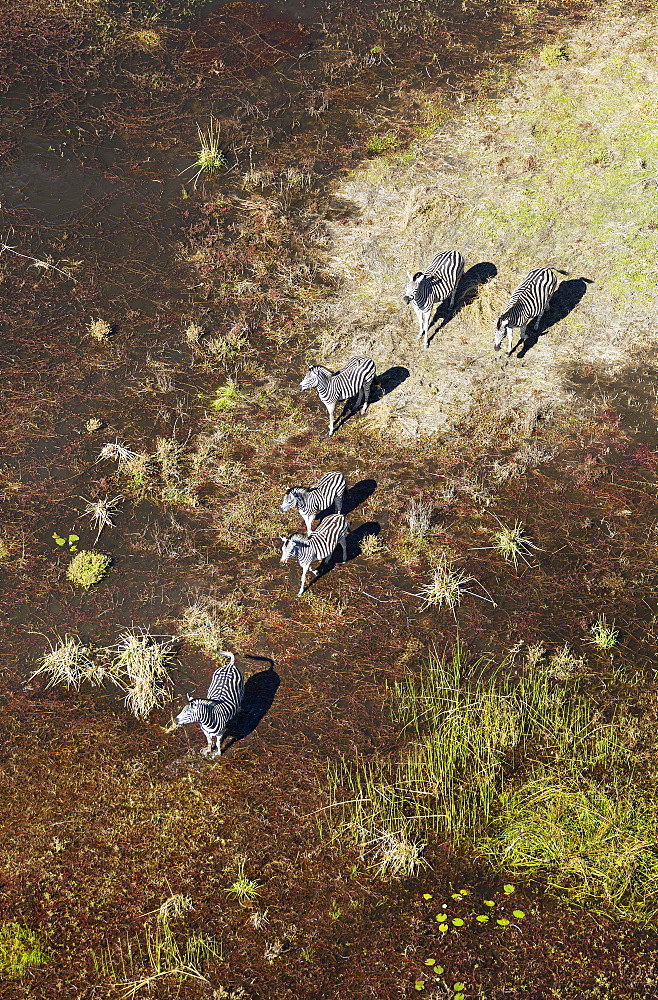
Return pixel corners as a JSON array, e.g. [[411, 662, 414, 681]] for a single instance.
[[176, 255, 563, 755]]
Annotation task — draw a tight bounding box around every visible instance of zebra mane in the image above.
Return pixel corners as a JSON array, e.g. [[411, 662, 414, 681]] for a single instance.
[[412, 271, 424, 281]]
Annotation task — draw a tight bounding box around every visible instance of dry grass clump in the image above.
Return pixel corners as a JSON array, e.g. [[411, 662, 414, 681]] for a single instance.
[[66, 549, 111, 590], [204, 324, 248, 362], [84, 417, 103, 433], [479, 519, 543, 569], [31, 634, 97, 690], [548, 644, 586, 681], [87, 317, 112, 342], [155, 437, 183, 478], [81, 494, 123, 542], [98, 440, 139, 465], [415, 554, 495, 616], [404, 498, 432, 540], [369, 828, 426, 879], [184, 321, 204, 344], [179, 598, 249, 650], [112, 629, 177, 719]]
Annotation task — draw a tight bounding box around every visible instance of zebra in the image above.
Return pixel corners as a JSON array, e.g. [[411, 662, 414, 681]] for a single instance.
[[403, 249, 465, 349], [281, 471, 347, 535], [175, 651, 245, 758], [494, 267, 564, 355], [300, 356, 376, 437], [280, 513, 349, 596]]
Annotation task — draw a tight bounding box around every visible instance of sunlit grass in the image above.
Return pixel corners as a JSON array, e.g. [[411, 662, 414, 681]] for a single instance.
[[0, 923, 49, 976], [224, 862, 262, 903], [588, 615, 619, 650]]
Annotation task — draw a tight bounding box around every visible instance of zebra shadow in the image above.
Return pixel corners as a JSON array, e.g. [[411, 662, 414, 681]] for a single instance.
[[222, 656, 280, 752], [517, 277, 593, 358], [428, 261, 498, 343], [310, 521, 381, 586], [376, 366, 410, 400], [342, 478, 377, 515], [335, 368, 409, 431]]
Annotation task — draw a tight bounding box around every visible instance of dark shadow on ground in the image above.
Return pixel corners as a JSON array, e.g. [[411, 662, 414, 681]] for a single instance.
[[342, 477, 377, 515], [310, 520, 380, 586], [376, 365, 410, 398], [223, 656, 280, 751], [335, 367, 408, 432], [427, 261, 497, 345], [517, 277, 593, 357]]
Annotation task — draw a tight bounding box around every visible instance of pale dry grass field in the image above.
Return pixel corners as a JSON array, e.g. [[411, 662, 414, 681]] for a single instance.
[[323, 2, 658, 438]]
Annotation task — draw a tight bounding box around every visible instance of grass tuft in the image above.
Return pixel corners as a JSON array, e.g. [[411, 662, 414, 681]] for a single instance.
[[224, 862, 262, 903], [81, 494, 123, 542], [183, 118, 227, 189], [588, 615, 619, 650], [415, 555, 495, 616]]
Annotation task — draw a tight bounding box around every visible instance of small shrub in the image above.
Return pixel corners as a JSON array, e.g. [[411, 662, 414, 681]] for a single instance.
[[84, 417, 103, 433], [119, 454, 153, 492], [588, 616, 619, 650], [0, 923, 49, 976], [206, 380, 242, 411], [548, 644, 585, 681], [180, 598, 248, 650], [87, 318, 112, 341], [66, 550, 111, 590], [360, 533, 385, 557], [0, 539, 9, 559]]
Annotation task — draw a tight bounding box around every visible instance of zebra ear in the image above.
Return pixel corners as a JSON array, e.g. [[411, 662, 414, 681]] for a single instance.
[[406, 271, 413, 281], [279, 535, 287, 542], [186, 692, 193, 702]]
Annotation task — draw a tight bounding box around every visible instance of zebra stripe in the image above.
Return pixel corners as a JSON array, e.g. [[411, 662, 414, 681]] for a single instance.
[[495, 267, 560, 355], [281, 471, 347, 534], [280, 513, 349, 596], [403, 249, 464, 349], [300, 356, 376, 437], [175, 652, 245, 758]]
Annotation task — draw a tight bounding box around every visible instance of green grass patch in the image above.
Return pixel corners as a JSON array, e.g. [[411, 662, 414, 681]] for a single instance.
[[325, 644, 649, 916], [0, 922, 49, 976], [66, 549, 111, 590]]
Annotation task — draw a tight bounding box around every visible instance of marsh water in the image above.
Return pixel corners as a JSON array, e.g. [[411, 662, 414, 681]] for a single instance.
[[2, 1, 658, 997]]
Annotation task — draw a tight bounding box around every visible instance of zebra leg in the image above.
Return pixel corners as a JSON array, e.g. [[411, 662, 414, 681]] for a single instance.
[[361, 380, 372, 415], [335, 491, 343, 515], [424, 311, 431, 349], [200, 733, 213, 757], [340, 536, 347, 562], [303, 512, 313, 534], [326, 400, 336, 436], [298, 565, 309, 596]]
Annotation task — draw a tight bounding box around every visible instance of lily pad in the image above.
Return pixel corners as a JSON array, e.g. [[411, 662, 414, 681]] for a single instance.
[[424, 959, 435, 966], [422, 893, 433, 900], [414, 981, 425, 992], [453, 984, 465, 992], [475, 915, 489, 923], [497, 918, 510, 926], [503, 884, 515, 895], [452, 918, 464, 927], [438, 923, 448, 933], [512, 910, 526, 919], [484, 900, 495, 907], [435, 914, 447, 923]]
